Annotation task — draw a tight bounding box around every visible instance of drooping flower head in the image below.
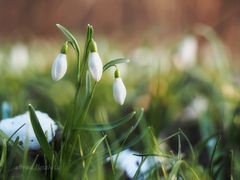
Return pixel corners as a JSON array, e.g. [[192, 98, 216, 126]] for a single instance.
[[113, 68, 127, 105], [51, 42, 68, 81], [88, 39, 103, 81]]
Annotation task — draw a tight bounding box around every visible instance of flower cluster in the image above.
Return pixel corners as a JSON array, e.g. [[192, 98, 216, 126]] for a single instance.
[[51, 39, 127, 105]]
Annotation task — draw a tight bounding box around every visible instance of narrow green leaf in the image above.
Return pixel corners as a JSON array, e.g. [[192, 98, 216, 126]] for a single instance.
[[229, 150, 234, 180], [91, 134, 107, 154], [28, 104, 55, 163], [159, 131, 181, 144], [82, 135, 107, 180], [209, 135, 222, 177], [103, 58, 130, 72], [113, 109, 144, 168], [0, 138, 7, 171], [133, 153, 175, 159], [169, 160, 184, 179], [77, 111, 136, 131], [56, 24, 80, 55], [179, 128, 195, 162], [26, 154, 39, 180], [110, 109, 144, 149], [103, 133, 115, 176]]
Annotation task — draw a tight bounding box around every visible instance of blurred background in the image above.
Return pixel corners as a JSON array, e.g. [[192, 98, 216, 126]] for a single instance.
[[0, 0, 240, 56], [1, 0, 240, 179]]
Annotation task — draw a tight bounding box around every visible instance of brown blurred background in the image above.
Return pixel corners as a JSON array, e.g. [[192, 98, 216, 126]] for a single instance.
[[0, 0, 240, 54]]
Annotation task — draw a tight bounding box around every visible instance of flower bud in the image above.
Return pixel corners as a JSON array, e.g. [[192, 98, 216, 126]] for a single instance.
[[113, 69, 126, 105], [88, 39, 103, 81]]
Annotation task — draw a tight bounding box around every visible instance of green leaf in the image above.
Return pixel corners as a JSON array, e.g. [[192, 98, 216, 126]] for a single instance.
[[209, 135, 222, 177], [133, 153, 175, 159], [77, 111, 136, 131], [56, 24, 80, 56], [112, 109, 144, 168], [103, 58, 130, 72], [111, 109, 144, 148], [0, 138, 7, 172], [169, 160, 200, 180], [179, 128, 195, 162], [82, 134, 107, 179], [28, 104, 55, 163], [169, 160, 184, 179]]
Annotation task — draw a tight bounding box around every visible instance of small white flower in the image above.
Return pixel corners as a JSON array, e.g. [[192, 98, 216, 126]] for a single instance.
[[173, 35, 198, 70], [0, 111, 58, 150], [88, 52, 103, 81], [113, 69, 126, 105], [88, 39, 103, 81], [51, 53, 67, 81], [10, 43, 29, 73]]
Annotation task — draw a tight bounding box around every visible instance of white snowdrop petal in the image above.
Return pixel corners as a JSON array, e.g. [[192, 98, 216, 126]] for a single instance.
[[0, 111, 58, 150], [51, 53, 67, 81], [88, 52, 103, 81], [113, 78, 126, 105]]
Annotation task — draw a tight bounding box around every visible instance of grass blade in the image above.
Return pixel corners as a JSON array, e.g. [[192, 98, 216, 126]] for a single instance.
[[209, 135, 222, 177], [28, 104, 55, 163], [0, 138, 7, 173], [169, 160, 184, 179], [77, 111, 136, 131], [82, 134, 107, 180], [179, 128, 195, 162]]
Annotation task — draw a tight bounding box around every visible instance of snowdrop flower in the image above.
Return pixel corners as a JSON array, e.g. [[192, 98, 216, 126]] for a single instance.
[[173, 35, 198, 70], [113, 69, 126, 105], [88, 39, 103, 81], [0, 111, 58, 150], [51, 42, 68, 81], [10, 43, 29, 73]]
